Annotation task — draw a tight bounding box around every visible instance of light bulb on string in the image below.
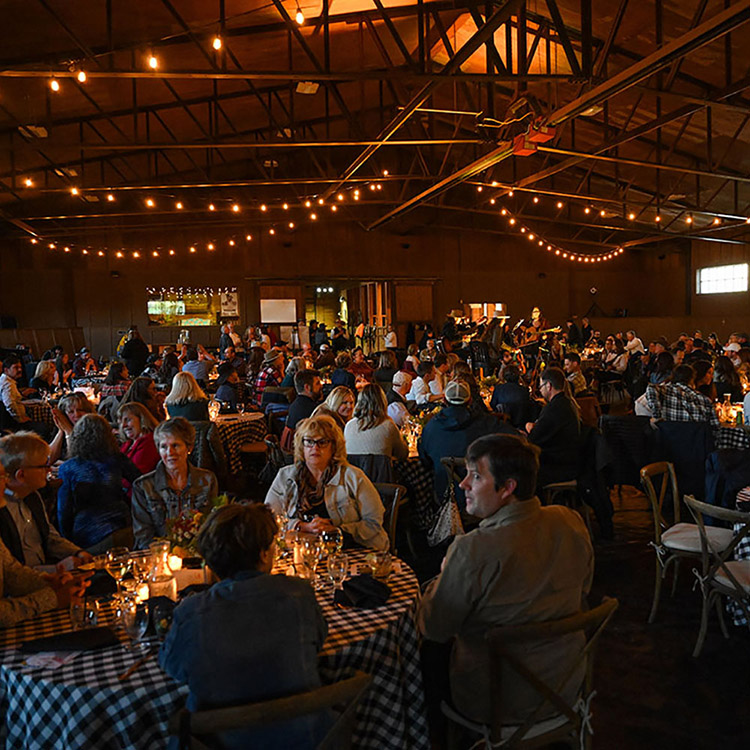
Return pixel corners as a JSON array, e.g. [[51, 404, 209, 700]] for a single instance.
[[98, 251, 104, 257], [288, 222, 295, 229], [190, 246, 196, 253], [599, 209, 606, 217], [477, 186, 483, 193], [107, 193, 115, 202], [295, 7, 304, 24], [584, 207, 591, 215], [145, 198, 155, 208], [116, 251, 123, 258], [508, 190, 514, 197], [269, 228, 275, 235], [532, 196, 539, 204], [331, 205, 337, 212], [207, 243, 215, 251], [337, 194, 344, 201], [655, 215, 661, 223], [260, 204, 267, 212], [208, 204, 215, 211], [77, 70, 87, 83], [152, 251, 159, 257], [556, 201, 564, 209], [176, 201, 183, 210], [489, 198, 496, 205], [70, 187, 79, 196], [628, 212, 636, 221], [169, 249, 175, 256], [310, 213, 318, 220], [229, 240, 235, 247], [24, 178, 33, 187], [246, 234, 252, 241], [305, 200, 311, 208], [283, 203, 289, 210], [148, 55, 158, 70], [232, 204, 240, 213], [133, 252, 140, 259], [713, 217, 721, 225], [49, 78, 60, 92], [318, 198, 324, 205], [686, 215, 693, 224], [212, 36, 222, 50]]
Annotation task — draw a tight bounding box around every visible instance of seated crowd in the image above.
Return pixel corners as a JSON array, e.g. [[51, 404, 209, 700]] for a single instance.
[[0, 317, 748, 746]]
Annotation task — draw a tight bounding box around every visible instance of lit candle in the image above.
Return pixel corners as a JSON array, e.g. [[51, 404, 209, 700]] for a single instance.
[[136, 584, 150, 603], [168, 554, 183, 571]]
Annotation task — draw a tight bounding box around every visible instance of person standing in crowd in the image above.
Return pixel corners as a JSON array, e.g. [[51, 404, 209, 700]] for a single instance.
[[417, 434, 592, 733], [120, 328, 150, 379], [384, 325, 398, 349]]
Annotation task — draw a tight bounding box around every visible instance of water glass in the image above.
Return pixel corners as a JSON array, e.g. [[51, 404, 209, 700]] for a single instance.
[[300, 536, 324, 589], [327, 553, 349, 593], [120, 598, 149, 648], [320, 528, 343, 556]]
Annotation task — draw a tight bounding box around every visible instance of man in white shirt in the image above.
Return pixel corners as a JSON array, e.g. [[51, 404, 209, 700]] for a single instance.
[[384, 325, 398, 349], [0, 355, 52, 438], [624, 330, 645, 355], [387, 371, 412, 427], [407, 363, 442, 405], [429, 354, 451, 397]]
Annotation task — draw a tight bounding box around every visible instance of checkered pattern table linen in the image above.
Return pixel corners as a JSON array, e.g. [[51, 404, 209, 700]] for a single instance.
[[21, 400, 54, 426], [716, 426, 750, 451], [725, 488, 750, 626], [394, 457, 437, 530], [212, 412, 267, 473], [0, 551, 428, 750]]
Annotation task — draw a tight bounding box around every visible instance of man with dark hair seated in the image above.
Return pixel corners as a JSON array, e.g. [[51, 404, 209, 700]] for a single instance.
[[418, 434, 593, 732], [526, 367, 581, 489], [159, 503, 329, 750], [563, 351, 588, 396], [286, 369, 322, 432], [0, 355, 52, 438], [489, 365, 536, 428]]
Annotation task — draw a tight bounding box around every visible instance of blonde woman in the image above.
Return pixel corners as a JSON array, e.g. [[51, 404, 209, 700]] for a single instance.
[[165, 371, 209, 421], [344, 384, 408, 460], [30, 360, 57, 395], [311, 385, 355, 430], [265, 415, 388, 550]]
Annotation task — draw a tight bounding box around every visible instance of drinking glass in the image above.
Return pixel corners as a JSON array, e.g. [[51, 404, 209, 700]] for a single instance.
[[105, 547, 132, 601], [300, 536, 324, 589], [130, 551, 153, 586], [69, 601, 85, 630], [320, 528, 343, 556], [327, 553, 349, 593], [84, 599, 100, 628], [120, 597, 149, 649]]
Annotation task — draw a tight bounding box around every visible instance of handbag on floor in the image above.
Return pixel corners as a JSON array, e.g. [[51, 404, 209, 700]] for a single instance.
[[427, 476, 464, 546]]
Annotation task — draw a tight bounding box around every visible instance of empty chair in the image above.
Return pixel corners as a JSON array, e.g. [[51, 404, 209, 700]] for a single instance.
[[442, 597, 619, 750], [169, 670, 372, 750], [684, 496, 750, 657], [640, 462, 732, 624], [373, 482, 408, 554]]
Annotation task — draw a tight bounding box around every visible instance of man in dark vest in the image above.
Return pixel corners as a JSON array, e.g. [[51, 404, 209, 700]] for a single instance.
[[0, 432, 89, 568]]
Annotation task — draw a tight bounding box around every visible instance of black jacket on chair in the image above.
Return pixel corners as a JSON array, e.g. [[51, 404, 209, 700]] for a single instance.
[[529, 393, 581, 487], [490, 382, 536, 428]]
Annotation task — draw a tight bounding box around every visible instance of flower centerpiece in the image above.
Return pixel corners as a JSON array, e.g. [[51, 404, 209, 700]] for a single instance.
[[165, 494, 231, 559]]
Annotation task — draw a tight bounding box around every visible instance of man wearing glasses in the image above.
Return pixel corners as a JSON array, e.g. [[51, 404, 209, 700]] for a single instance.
[[0, 432, 90, 570], [0, 459, 90, 627]]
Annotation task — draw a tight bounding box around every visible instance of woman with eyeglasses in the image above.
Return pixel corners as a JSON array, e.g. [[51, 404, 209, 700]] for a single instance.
[[264, 414, 388, 550]]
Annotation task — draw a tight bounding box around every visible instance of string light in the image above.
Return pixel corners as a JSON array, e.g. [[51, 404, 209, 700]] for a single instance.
[[169, 249, 175, 255], [190, 246, 197, 253], [64, 246, 71, 253], [599, 209, 606, 217], [116, 251, 123, 258], [229, 239, 235, 246], [383, 170, 389, 176], [556, 201, 564, 209], [337, 194, 344, 201], [148, 55, 158, 70], [260, 204, 267, 212], [207, 243, 215, 250], [288, 221, 295, 229], [489, 198, 496, 205], [713, 217, 721, 225], [295, 3, 304, 24], [246, 234, 252, 241], [310, 212, 318, 220], [70, 187, 79, 196], [584, 207, 591, 215], [176, 201, 183, 209], [477, 186, 483, 193], [508, 190, 514, 197], [24, 178, 33, 187], [98, 251, 105, 257], [655, 214, 661, 223], [686, 215, 693, 224], [532, 196, 539, 204], [30, 238, 38, 244], [77, 70, 87, 83], [208, 203, 215, 211], [49, 78, 60, 92], [269, 228, 275, 235], [132, 252, 140, 258], [331, 205, 338, 212], [212, 36, 222, 50], [305, 200, 312, 208], [232, 204, 240, 213], [107, 193, 115, 202], [628, 212, 636, 220], [283, 203, 289, 210], [145, 198, 155, 207], [318, 198, 324, 205]]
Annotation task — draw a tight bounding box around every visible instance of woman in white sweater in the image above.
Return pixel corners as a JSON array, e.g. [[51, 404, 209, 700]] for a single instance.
[[344, 384, 409, 460]]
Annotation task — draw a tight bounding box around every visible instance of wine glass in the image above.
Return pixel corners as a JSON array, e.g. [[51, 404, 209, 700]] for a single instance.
[[120, 597, 149, 649], [327, 553, 349, 593], [130, 551, 153, 586], [105, 547, 132, 601], [300, 536, 324, 589], [320, 528, 343, 556]]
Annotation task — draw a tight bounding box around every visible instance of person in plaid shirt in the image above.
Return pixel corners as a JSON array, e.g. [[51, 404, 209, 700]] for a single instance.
[[645, 364, 719, 431], [253, 348, 285, 405], [100, 361, 132, 399]]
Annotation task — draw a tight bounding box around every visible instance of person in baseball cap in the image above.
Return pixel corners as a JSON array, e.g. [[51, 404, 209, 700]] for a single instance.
[[444, 379, 472, 405]]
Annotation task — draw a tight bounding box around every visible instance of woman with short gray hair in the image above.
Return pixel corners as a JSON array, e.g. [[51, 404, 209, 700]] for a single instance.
[[131, 417, 218, 548]]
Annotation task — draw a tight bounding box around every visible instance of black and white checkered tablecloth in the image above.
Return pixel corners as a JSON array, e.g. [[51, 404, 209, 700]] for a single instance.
[[0, 551, 428, 750], [21, 400, 54, 426], [716, 426, 750, 451], [212, 413, 267, 473], [726, 488, 750, 627], [394, 457, 437, 531]]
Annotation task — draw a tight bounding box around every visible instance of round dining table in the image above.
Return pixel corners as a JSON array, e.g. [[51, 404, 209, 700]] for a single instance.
[[0, 550, 428, 750]]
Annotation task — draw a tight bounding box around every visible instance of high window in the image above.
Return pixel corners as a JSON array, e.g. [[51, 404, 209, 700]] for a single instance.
[[696, 263, 749, 295]]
